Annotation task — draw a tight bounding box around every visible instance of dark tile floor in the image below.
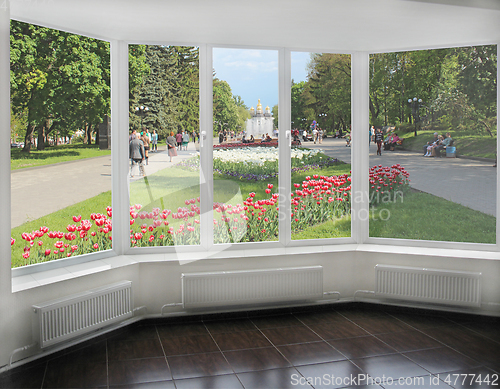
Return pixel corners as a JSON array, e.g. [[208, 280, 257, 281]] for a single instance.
[[1, 302, 499, 388]]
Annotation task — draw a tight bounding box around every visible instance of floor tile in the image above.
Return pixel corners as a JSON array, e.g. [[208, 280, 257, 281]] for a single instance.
[[109, 381, 175, 388], [108, 358, 172, 386], [352, 354, 429, 382], [390, 312, 454, 330], [278, 341, 346, 366], [295, 360, 366, 389], [421, 326, 490, 348], [43, 361, 107, 388], [174, 374, 244, 388], [157, 322, 209, 338], [307, 320, 370, 340], [106, 324, 159, 342], [328, 335, 397, 359], [107, 338, 164, 361], [167, 352, 233, 380], [204, 318, 257, 334], [250, 314, 303, 329], [160, 333, 219, 356], [261, 325, 322, 345], [459, 321, 500, 343], [237, 367, 314, 389], [212, 329, 272, 351], [351, 315, 413, 334], [375, 329, 443, 352], [451, 340, 500, 371], [404, 347, 481, 374], [335, 305, 389, 321], [0, 363, 46, 389], [224, 347, 291, 373], [293, 310, 346, 325], [52, 340, 107, 365]]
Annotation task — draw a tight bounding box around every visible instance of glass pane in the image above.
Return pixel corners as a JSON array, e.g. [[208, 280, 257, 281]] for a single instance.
[[290, 52, 352, 240], [212, 48, 279, 244], [10, 21, 112, 268], [369, 46, 497, 244], [128, 45, 200, 247]]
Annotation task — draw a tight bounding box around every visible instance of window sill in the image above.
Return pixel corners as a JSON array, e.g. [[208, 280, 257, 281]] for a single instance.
[[11, 243, 499, 293]]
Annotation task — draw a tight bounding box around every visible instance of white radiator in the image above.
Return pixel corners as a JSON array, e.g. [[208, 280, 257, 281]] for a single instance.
[[375, 265, 481, 307], [181, 266, 323, 308], [33, 281, 133, 349]]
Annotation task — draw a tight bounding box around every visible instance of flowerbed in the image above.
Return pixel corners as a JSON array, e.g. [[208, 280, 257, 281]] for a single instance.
[[213, 141, 278, 149], [12, 164, 410, 266]]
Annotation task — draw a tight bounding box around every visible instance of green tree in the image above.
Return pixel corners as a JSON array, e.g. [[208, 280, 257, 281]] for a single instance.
[[304, 53, 351, 134], [291, 80, 306, 129], [10, 21, 114, 150], [213, 78, 239, 136]]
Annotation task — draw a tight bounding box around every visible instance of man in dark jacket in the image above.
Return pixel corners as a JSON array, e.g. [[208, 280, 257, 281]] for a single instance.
[[129, 133, 145, 177]]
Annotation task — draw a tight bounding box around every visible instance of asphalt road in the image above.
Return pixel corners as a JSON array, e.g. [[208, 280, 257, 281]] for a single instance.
[[10, 138, 497, 229]]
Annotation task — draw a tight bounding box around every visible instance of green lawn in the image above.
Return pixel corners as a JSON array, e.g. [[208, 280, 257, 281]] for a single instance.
[[399, 130, 497, 159], [10, 144, 111, 170], [10, 148, 497, 268]]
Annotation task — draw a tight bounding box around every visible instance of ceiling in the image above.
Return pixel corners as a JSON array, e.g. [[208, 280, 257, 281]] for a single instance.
[[10, 0, 500, 52]]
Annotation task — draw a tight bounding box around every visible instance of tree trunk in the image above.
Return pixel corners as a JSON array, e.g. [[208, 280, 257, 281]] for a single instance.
[[22, 124, 34, 153], [37, 125, 45, 151], [86, 123, 93, 145]]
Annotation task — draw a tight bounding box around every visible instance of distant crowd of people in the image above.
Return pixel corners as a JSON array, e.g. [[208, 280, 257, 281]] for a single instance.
[[129, 128, 199, 177]]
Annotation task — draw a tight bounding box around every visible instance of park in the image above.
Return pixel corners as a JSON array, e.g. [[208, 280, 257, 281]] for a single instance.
[[9, 22, 497, 268]]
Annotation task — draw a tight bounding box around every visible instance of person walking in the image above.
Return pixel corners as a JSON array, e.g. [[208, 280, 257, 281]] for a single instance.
[[375, 128, 384, 156], [129, 133, 145, 177], [140, 131, 150, 165], [166, 131, 178, 162], [182, 131, 189, 151], [151, 130, 158, 152], [176, 131, 183, 150]]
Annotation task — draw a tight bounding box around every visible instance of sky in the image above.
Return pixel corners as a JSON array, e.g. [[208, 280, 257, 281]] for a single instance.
[[212, 49, 311, 109]]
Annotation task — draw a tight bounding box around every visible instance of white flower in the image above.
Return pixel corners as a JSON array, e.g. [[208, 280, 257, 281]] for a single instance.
[[213, 146, 320, 166]]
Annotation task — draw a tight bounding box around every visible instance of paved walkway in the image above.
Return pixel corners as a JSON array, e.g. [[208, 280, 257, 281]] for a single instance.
[[306, 138, 497, 216], [11, 138, 497, 228], [11, 144, 197, 228]]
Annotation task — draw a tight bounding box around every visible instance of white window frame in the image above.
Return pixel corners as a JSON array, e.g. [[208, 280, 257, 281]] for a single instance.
[[8, 27, 500, 283]]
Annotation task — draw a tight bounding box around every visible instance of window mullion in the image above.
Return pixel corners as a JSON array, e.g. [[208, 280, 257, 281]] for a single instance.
[[279, 48, 292, 247], [351, 51, 370, 244], [200, 44, 214, 251], [111, 40, 130, 255]]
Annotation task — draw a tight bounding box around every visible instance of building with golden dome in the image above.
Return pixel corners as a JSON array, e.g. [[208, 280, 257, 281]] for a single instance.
[[246, 99, 274, 139]]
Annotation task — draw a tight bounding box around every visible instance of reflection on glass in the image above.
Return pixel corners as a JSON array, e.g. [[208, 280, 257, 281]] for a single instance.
[[212, 48, 279, 243], [128, 45, 200, 247], [368, 45, 497, 244], [10, 21, 112, 268], [290, 52, 352, 240]]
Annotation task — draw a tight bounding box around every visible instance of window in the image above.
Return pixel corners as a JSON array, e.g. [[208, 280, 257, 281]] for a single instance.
[[212, 48, 279, 244], [368, 46, 497, 244], [128, 45, 201, 248], [10, 21, 112, 268], [290, 52, 352, 241]]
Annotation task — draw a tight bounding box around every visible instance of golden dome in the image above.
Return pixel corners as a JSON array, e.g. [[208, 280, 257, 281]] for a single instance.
[[256, 99, 263, 114]]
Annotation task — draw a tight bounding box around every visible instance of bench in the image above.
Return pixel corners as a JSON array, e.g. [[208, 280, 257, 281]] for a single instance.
[[438, 140, 456, 158]]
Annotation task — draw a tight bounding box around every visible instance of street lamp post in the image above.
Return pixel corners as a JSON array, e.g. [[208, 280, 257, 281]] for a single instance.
[[135, 106, 149, 131], [408, 97, 422, 137], [318, 113, 327, 132]]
